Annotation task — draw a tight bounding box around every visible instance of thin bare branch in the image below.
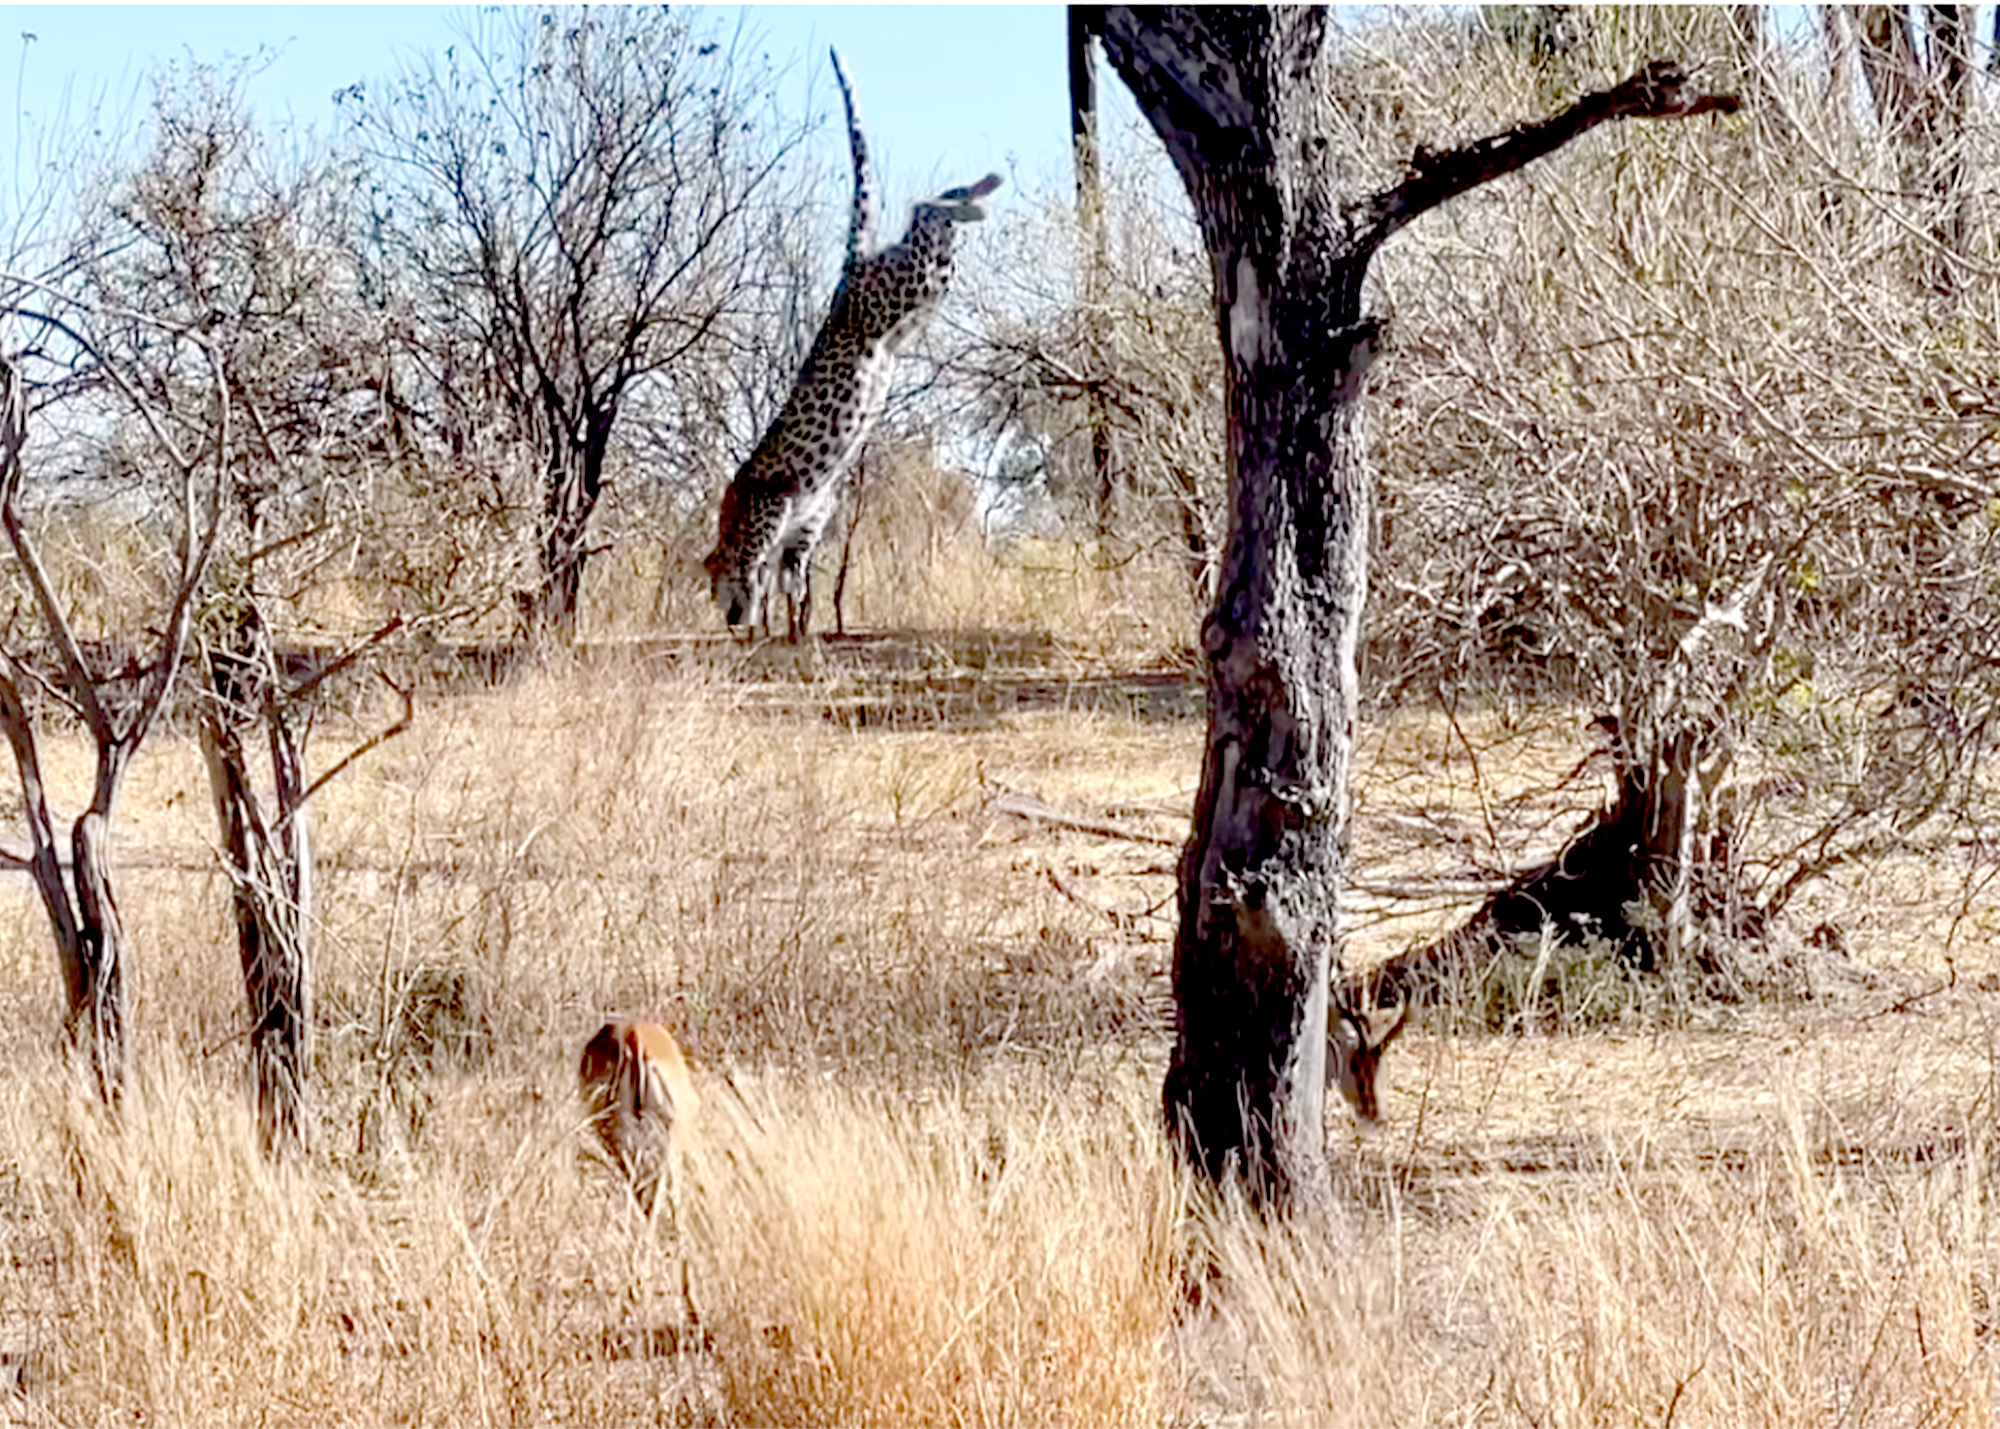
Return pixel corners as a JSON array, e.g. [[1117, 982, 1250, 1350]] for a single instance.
[[279, 673, 414, 828]]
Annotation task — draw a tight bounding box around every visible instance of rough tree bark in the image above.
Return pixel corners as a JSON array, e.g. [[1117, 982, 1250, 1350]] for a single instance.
[[1093, 6, 1737, 1203], [201, 606, 315, 1154]]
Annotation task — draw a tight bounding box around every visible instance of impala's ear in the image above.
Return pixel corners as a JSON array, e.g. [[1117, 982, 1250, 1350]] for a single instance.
[[1330, 1001, 1362, 1053], [1371, 995, 1410, 1050], [579, 1021, 623, 1093]]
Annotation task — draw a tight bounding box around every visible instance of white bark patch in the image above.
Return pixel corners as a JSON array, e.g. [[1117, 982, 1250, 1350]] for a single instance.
[[1229, 257, 1265, 365]]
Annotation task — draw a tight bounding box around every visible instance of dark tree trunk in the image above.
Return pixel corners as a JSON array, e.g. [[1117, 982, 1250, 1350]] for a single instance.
[[0, 668, 145, 1101], [1365, 765, 1746, 1015], [202, 605, 316, 1156], [531, 456, 592, 644], [528, 410, 612, 645], [1096, 7, 1737, 1205]]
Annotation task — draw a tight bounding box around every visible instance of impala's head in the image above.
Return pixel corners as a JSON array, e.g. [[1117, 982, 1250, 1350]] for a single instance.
[[1329, 992, 1409, 1125]]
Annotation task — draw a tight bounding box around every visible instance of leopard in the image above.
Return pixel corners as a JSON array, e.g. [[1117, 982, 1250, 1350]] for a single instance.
[[703, 49, 1001, 641]]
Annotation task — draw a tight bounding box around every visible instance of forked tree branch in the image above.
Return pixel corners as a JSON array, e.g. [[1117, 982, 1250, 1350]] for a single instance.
[[278, 674, 414, 830], [270, 615, 407, 712], [0, 304, 231, 758], [126, 343, 230, 762], [0, 358, 115, 744]]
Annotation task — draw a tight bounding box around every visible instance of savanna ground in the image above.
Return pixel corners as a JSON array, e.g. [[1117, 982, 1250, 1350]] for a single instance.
[[1, 538, 1998, 1428]]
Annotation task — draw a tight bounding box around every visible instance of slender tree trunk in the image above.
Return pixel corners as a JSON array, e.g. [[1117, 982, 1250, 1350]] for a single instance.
[[1097, 7, 1736, 1204], [0, 670, 133, 1098], [831, 449, 869, 637], [0, 675, 82, 1007], [1173, 461, 1213, 605], [0, 352, 223, 1106], [202, 606, 316, 1156], [1069, 7, 1116, 541], [70, 803, 129, 1096], [1824, 7, 1858, 108]]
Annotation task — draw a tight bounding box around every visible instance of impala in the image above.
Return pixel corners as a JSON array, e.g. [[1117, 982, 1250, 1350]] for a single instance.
[[1328, 991, 1409, 1125], [579, 1017, 701, 1219]]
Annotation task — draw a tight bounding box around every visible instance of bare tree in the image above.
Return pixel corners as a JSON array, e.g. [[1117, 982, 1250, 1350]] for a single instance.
[[342, 7, 816, 643], [42, 66, 412, 1145], [1354, 13, 2000, 1014], [0, 344, 224, 1098], [948, 153, 1221, 606], [1091, 6, 1736, 1202]]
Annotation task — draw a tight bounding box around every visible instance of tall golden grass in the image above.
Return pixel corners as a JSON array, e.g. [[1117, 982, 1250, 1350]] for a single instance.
[[3, 11, 1999, 1416], [0, 650, 1991, 1425]]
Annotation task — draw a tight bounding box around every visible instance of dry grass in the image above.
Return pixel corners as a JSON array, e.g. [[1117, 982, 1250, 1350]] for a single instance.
[[606, 448, 1201, 666], [0, 644, 1997, 1425], [8, 6, 2000, 1422], [1197, 1105, 1994, 1427], [693, 1074, 1178, 1427]]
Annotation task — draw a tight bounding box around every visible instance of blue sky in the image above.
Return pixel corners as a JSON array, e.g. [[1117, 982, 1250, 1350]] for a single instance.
[[0, 5, 1113, 221]]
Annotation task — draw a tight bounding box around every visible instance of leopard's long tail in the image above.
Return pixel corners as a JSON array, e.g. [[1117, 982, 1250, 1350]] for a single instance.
[[829, 48, 875, 273]]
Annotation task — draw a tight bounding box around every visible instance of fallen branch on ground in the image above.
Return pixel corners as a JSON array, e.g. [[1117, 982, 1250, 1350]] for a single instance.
[[987, 789, 1181, 847]]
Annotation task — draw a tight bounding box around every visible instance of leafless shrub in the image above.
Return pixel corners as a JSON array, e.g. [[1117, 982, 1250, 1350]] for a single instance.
[[342, 7, 819, 641], [1354, 12, 2000, 994], [952, 10, 2000, 1008], [945, 137, 1219, 610]]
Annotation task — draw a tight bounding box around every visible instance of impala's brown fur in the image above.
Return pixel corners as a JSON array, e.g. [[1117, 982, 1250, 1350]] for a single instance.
[[579, 1017, 700, 1217], [1329, 992, 1409, 1125]]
